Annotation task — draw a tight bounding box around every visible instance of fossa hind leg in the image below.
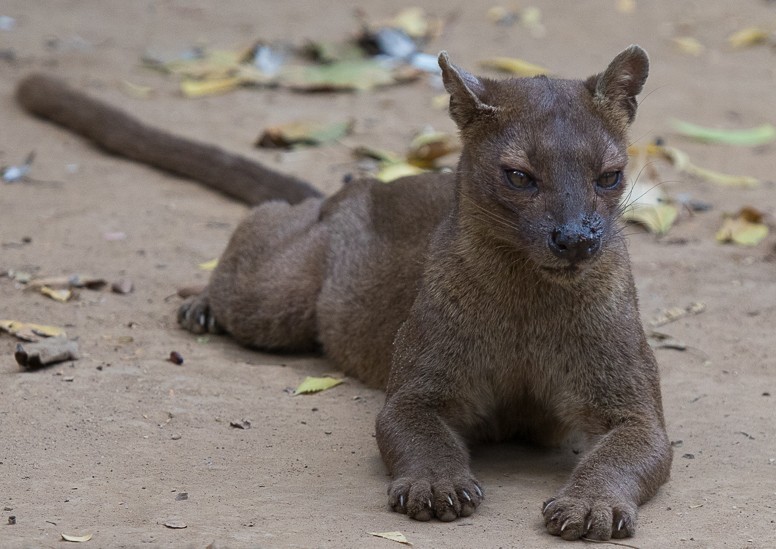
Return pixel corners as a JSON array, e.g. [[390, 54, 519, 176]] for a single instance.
[[178, 198, 327, 352]]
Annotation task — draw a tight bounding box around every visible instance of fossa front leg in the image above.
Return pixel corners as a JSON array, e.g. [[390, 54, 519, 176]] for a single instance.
[[542, 397, 671, 540], [376, 394, 484, 521]]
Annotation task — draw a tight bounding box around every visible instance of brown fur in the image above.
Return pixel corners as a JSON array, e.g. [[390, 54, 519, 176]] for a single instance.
[[16, 46, 671, 541]]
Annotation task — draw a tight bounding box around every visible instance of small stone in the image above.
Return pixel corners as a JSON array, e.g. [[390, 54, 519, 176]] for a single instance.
[[8, 516, 16, 525], [168, 351, 184, 365], [111, 278, 134, 294]]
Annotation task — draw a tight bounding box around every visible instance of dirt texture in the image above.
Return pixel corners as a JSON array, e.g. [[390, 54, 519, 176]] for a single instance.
[[1, 1, 775, 548]]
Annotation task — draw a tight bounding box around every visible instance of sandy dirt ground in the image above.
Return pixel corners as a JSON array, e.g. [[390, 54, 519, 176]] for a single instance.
[[1, 1, 775, 547]]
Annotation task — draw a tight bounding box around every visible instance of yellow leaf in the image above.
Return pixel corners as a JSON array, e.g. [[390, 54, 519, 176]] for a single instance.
[[40, 286, 73, 303], [61, 533, 93, 542], [519, 7, 546, 38], [716, 208, 769, 246], [368, 531, 412, 545], [480, 57, 550, 77], [0, 320, 67, 342], [198, 259, 218, 271], [616, 0, 637, 14], [431, 93, 449, 110], [727, 27, 770, 49], [622, 204, 678, 235], [391, 7, 429, 38], [376, 162, 426, 183], [648, 144, 760, 187], [672, 37, 704, 56], [180, 77, 242, 98], [293, 376, 344, 395]]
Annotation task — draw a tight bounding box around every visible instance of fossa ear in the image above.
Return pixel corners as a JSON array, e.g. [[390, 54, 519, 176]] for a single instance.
[[438, 51, 498, 129], [586, 45, 649, 124]]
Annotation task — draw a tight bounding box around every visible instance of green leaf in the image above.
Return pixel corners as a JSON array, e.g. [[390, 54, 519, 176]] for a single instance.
[[670, 119, 776, 147], [293, 376, 344, 395]]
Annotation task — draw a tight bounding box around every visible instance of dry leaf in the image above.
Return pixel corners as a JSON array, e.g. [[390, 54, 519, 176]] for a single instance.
[[649, 302, 706, 328], [369, 531, 412, 545], [26, 275, 106, 290], [120, 80, 154, 99], [180, 77, 242, 98], [648, 144, 760, 187], [61, 533, 93, 542], [622, 204, 678, 236], [353, 146, 402, 164], [670, 119, 776, 147], [0, 320, 67, 342], [279, 60, 417, 92], [293, 376, 344, 395], [716, 207, 769, 246], [407, 131, 459, 168], [390, 7, 431, 38], [672, 37, 704, 56], [727, 26, 770, 49], [199, 259, 218, 271], [480, 57, 550, 77], [377, 162, 427, 182], [256, 120, 352, 149], [622, 147, 676, 235], [648, 331, 687, 351], [40, 286, 73, 303]]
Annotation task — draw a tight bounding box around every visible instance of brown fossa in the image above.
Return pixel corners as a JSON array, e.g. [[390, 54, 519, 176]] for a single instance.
[[16, 45, 671, 541]]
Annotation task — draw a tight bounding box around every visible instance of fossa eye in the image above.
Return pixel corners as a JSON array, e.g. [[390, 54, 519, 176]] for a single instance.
[[596, 171, 623, 189], [504, 169, 537, 189]]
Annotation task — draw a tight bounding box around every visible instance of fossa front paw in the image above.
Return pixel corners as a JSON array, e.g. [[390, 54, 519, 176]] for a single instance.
[[388, 475, 483, 522], [542, 492, 637, 540], [177, 294, 223, 335]]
